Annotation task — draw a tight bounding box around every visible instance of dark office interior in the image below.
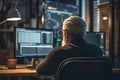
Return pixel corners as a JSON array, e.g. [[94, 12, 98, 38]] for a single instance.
[[0, 0, 120, 80]]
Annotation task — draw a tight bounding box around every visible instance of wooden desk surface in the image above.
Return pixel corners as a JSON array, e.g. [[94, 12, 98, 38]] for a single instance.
[[0, 65, 36, 76], [0, 69, 36, 74], [0, 65, 41, 80]]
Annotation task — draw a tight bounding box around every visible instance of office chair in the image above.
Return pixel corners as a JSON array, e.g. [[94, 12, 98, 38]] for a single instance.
[[56, 57, 112, 80]]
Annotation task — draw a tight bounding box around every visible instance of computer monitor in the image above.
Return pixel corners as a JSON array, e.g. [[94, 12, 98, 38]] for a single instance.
[[44, 0, 79, 38], [84, 32, 105, 51], [14, 27, 54, 58]]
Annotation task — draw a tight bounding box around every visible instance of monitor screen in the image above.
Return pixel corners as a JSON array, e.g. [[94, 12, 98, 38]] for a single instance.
[[84, 32, 105, 50], [14, 27, 54, 58], [44, 0, 79, 38]]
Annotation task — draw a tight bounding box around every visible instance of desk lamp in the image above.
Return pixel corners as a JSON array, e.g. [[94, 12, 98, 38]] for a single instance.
[[0, 1, 21, 25]]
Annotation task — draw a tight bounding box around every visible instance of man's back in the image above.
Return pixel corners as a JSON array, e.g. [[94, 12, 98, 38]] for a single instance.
[[36, 38, 104, 75]]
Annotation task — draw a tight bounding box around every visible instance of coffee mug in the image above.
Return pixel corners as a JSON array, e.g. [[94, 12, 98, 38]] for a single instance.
[[8, 59, 17, 69]]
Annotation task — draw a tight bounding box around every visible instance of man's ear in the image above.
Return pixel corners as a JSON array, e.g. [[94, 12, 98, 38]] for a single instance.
[[65, 31, 71, 40], [64, 30, 68, 37]]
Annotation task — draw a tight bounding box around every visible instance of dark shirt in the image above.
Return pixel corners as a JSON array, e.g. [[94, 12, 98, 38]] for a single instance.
[[36, 38, 104, 75]]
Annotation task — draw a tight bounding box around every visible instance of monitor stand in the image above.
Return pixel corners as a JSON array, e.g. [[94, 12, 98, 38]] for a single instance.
[[24, 58, 36, 69]]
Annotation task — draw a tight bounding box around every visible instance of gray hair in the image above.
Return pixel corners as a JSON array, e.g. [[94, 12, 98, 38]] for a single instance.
[[62, 16, 87, 38]]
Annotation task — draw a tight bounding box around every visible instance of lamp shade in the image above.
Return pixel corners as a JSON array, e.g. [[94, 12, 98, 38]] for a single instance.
[[7, 8, 21, 21]]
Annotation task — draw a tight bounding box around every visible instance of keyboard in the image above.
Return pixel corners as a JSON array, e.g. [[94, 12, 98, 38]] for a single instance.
[[16, 65, 26, 69]]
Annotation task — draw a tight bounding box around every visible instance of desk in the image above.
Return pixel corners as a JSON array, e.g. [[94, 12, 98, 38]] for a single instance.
[[0, 65, 55, 80], [0, 68, 36, 75], [0, 65, 38, 80]]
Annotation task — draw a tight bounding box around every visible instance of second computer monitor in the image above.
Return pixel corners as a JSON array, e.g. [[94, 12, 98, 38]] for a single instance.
[[84, 32, 105, 50]]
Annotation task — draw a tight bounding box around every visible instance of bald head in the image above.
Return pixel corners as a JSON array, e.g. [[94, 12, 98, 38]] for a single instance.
[[62, 16, 87, 38]]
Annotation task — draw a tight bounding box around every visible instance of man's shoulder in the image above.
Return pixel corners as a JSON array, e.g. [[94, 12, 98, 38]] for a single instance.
[[86, 43, 104, 56], [47, 46, 65, 56], [86, 43, 101, 50]]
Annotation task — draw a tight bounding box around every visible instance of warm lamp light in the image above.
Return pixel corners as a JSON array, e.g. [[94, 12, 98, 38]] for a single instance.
[[7, 8, 21, 21], [102, 16, 108, 20], [0, 1, 21, 25]]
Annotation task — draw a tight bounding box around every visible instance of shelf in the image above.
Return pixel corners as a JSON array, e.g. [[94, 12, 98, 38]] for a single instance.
[[0, 49, 11, 53], [0, 29, 14, 33]]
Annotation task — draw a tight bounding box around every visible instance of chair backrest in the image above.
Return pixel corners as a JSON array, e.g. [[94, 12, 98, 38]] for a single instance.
[[56, 57, 112, 80]]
